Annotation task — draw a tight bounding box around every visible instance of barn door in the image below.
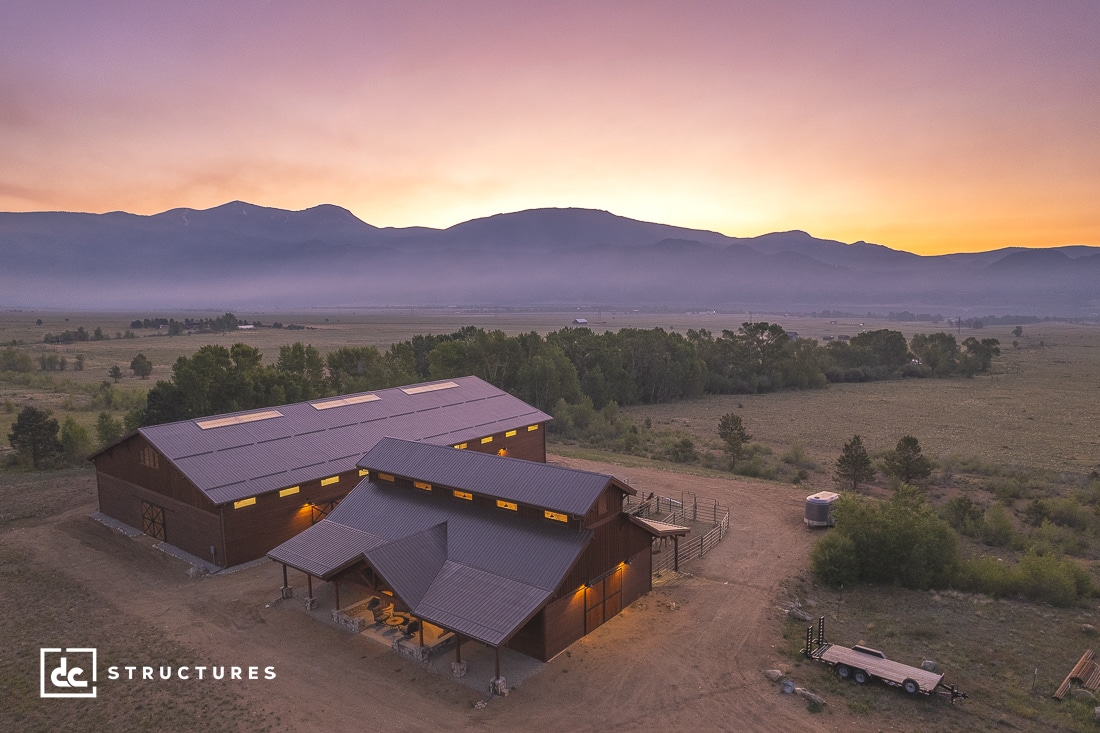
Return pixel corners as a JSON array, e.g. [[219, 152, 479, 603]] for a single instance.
[[584, 567, 624, 634], [141, 501, 166, 541]]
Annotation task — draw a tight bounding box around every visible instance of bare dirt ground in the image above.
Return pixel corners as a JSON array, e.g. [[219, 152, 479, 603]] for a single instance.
[[1, 458, 892, 733]]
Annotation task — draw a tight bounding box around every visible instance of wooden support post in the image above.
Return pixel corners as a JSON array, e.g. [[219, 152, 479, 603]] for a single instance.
[[495, 646, 501, 680], [455, 634, 462, 664], [282, 563, 288, 588], [307, 573, 313, 597], [673, 536, 680, 572], [334, 580, 341, 611], [419, 621, 424, 647]]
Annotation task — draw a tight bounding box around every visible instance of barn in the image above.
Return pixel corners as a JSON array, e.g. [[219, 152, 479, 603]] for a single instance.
[[268, 437, 667, 664], [91, 377, 551, 568]]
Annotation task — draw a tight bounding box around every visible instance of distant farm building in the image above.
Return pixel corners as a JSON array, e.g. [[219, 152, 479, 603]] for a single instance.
[[269, 437, 675, 663], [92, 377, 550, 568], [572, 318, 589, 325]]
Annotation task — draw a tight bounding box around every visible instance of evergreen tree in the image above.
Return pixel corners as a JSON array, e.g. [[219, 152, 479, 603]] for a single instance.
[[8, 406, 62, 468], [882, 435, 933, 483], [130, 353, 153, 379], [834, 434, 875, 492], [718, 413, 752, 467]]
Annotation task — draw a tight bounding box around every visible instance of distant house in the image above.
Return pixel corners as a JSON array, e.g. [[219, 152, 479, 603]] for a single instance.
[[838, 334, 851, 341], [237, 324, 256, 330], [268, 437, 673, 663], [822, 335, 834, 341], [572, 318, 589, 325], [91, 377, 551, 567]]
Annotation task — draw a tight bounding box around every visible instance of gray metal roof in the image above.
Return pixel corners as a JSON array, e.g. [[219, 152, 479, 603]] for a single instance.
[[358, 437, 629, 516], [268, 465, 595, 646], [133, 376, 551, 505]]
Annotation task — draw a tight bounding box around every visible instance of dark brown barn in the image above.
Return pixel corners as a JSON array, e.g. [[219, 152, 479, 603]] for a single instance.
[[92, 377, 550, 568], [268, 437, 670, 663]]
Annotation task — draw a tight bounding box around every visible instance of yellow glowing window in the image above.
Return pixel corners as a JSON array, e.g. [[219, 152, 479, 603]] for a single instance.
[[527, 424, 539, 432], [359, 469, 369, 477], [544, 510, 568, 523], [481, 436, 493, 444], [497, 500, 518, 511], [377, 473, 394, 482], [453, 490, 473, 501], [505, 430, 517, 438], [233, 497, 257, 509], [279, 486, 300, 498], [454, 443, 467, 450], [321, 475, 340, 486], [414, 481, 432, 491]]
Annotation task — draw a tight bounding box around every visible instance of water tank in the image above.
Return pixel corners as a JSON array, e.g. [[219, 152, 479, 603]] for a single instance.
[[804, 491, 839, 527]]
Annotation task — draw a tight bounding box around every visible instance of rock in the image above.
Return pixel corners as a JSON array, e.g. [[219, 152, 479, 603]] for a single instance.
[[1071, 687, 1096, 701], [764, 669, 784, 682], [781, 680, 796, 694], [1083, 624, 1096, 635], [795, 687, 826, 706], [787, 607, 813, 622], [921, 660, 939, 672]]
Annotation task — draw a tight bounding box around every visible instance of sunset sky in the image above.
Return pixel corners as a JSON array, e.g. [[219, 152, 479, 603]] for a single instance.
[[2, 1, 1098, 255]]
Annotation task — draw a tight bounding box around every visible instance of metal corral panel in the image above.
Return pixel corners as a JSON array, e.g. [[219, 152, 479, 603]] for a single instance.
[[358, 437, 614, 516], [127, 376, 550, 506]]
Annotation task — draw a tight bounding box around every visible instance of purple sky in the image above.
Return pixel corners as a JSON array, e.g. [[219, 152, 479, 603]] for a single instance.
[[2, 1, 1098, 254]]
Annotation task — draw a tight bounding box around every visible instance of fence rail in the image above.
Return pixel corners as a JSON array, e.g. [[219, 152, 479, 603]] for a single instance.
[[624, 491, 731, 574]]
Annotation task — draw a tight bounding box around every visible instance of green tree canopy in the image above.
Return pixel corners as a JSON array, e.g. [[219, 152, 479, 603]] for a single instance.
[[882, 435, 933, 483], [717, 412, 752, 467], [8, 406, 62, 468], [130, 353, 153, 379], [834, 434, 874, 492]]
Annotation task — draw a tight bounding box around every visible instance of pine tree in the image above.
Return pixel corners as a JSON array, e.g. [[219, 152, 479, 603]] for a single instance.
[[834, 434, 874, 492], [718, 413, 752, 468], [883, 435, 933, 483]]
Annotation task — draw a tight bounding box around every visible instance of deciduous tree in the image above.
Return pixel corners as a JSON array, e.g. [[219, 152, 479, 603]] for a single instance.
[[130, 353, 153, 379]]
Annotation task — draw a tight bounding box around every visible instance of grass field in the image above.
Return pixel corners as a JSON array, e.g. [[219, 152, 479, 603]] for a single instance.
[[2, 309, 1099, 731]]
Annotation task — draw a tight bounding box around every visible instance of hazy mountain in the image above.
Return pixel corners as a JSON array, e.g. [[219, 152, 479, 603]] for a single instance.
[[1, 203, 1097, 315]]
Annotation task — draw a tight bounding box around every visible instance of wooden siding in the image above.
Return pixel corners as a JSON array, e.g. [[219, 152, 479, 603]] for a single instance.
[[458, 422, 547, 463], [220, 469, 356, 567], [560, 513, 652, 592], [96, 473, 223, 563], [540, 586, 587, 661], [93, 434, 215, 511]]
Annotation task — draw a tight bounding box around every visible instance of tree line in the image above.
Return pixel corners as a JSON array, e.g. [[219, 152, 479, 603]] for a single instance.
[[134, 323, 999, 426]]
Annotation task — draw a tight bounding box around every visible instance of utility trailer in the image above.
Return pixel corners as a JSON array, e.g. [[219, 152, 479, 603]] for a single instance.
[[803, 617, 967, 701]]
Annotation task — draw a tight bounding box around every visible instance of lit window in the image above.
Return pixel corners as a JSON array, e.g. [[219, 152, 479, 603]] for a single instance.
[[279, 486, 300, 498], [453, 490, 473, 501], [321, 475, 339, 486], [480, 436, 493, 444], [414, 481, 432, 491], [454, 443, 467, 450], [544, 510, 568, 523], [497, 500, 518, 511], [234, 497, 257, 509], [505, 429, 517, 438], [527, 424, 539, 432], [359, 468, 369, 477], [377, 473, 394, 482]]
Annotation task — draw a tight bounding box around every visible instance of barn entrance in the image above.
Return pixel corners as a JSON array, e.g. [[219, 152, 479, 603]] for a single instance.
[[584, 565, 623, 633], [141, 500, 166, 541]]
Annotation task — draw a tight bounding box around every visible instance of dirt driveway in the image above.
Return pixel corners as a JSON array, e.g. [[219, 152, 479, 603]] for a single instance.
[[4, 459, 885, 732]]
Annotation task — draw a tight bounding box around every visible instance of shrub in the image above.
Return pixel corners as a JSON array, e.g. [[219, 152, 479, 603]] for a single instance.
[[810, 532, 859, 587], [978, 503, 1015, 547]]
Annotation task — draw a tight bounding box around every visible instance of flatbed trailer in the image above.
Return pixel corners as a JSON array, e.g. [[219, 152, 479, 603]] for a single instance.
[[803, 617, 967, 700]]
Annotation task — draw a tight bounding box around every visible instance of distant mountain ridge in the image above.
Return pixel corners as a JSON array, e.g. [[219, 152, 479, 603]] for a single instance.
[[1, 201, 1097, 314]]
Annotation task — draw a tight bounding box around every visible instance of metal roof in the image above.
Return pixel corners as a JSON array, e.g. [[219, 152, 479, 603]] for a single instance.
[[131, 376, 551, 506], [268, 466, 596, 646], [358, 437, 629, 516]]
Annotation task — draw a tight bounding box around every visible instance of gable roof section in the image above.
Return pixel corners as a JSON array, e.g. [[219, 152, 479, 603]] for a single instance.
[[269, 469, 596, 646], [123, 376, 550, 506], [359, 437, 631, 516]]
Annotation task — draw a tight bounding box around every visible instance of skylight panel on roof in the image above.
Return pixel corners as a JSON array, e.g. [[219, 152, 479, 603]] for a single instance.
[[401, 381, 459, 395], [310, 394, 381, 410], [195, 410, 284, 430]]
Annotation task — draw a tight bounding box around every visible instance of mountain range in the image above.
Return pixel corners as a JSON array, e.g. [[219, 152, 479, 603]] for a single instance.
[[1, 201, 1097, 315]]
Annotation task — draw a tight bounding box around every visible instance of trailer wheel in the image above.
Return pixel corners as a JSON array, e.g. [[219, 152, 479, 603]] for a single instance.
[[835, 664, 851, 680], [902, 678, 920, 695], [853, 669, 869, 685]]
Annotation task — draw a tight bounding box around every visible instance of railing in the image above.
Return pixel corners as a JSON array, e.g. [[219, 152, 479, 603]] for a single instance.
[[624, 491, 731, 574]]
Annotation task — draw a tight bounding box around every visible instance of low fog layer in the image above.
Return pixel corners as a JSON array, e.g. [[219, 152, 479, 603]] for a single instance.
[[2, 202, 1097, 315]]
